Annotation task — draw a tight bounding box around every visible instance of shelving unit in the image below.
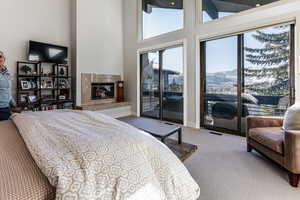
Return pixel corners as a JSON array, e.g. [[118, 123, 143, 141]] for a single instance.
[[16, 61, 73, 111]]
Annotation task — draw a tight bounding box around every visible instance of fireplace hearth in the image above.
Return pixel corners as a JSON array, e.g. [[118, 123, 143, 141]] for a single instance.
[[91, 83, 115, 100]]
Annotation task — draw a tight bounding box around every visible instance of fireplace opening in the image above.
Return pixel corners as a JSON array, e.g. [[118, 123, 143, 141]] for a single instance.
[[91, 83, 115, 100]]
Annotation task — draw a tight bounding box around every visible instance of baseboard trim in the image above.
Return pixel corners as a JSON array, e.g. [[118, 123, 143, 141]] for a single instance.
[[186, 121, 198, 129]]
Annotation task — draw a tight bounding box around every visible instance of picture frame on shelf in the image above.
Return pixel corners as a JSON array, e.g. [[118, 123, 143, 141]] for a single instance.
[[21, 80, 31, 90], [59, 79, 70, 89]]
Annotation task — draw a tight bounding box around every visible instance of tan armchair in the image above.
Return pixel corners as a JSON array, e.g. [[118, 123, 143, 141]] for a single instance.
[[246, 116, 300, 187]]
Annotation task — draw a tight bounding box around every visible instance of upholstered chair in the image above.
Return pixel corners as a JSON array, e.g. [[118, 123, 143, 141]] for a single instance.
[[246, 104, 300, 187]]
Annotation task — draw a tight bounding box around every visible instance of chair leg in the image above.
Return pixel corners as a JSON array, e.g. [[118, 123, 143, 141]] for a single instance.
[[247, 144, 252, 152], [288, 172, 300, 187]]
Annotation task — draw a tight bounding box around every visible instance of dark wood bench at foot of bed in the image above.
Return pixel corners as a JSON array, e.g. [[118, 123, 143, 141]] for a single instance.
[[120, 117, 198, 161]]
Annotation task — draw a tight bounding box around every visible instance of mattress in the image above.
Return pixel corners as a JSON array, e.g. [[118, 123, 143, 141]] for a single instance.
[[0, 120, 55, 200]]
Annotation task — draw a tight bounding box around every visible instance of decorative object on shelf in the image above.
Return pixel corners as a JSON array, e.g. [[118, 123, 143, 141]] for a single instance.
[[45, 80, 54, 89], [117, 81, 125, 102], [30, 80, 37, 89], [28, 95, 37, 103], [41, 94, 55, 101], [36, 80, 40, 88], [47, 72, 55, 76], [20, 65, 32, 75], [21, 80, 31, 90], [41, 80, 46, 89], [20, 94, 28, 103], [59, 95, 66, 100], [59, 67, 65, 76], [58, 65, 68, 77]]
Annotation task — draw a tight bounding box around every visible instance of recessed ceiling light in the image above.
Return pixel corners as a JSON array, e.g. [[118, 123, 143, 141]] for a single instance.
[[170, 2, 175, 6], [256, 4, 261, 7]]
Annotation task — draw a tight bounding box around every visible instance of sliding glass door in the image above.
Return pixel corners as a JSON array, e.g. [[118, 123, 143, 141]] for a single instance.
[[201, 24, 295, 135], [140, 51, 160, 119], [201, 36, 239, 132], [140, 46, 184, 123], [162, 47, 184, 122]]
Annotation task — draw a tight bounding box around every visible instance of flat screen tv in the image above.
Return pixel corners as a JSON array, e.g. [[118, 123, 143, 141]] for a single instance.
[[28, 41, 68, 64]]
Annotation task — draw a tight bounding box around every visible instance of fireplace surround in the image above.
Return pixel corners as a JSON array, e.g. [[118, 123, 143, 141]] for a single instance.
[[81, 73, 121, 106]]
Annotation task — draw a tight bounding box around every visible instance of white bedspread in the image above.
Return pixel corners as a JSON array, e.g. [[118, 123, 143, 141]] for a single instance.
[[12, 110, 200, 200]]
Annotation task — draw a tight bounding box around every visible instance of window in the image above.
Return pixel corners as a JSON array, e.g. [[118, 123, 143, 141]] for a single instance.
[[202, 0, 281, 23], [142, 0, 184, 39], [140, 46, 184, 123], [200, 24, 295, 135]]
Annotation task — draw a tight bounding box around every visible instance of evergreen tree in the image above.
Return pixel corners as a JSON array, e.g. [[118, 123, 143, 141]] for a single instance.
[[244, 26, 290, 96]]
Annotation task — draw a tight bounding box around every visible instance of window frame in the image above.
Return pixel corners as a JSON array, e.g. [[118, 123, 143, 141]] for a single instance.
[[138, 0, 186, 42]]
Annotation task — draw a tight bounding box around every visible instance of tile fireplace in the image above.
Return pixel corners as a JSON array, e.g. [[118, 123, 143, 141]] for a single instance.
[[81, 73, 121, 106]]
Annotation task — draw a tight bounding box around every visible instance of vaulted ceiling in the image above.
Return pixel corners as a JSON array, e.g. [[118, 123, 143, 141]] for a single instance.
[[204, 0, 279, 19], [143, 0, 279, 19]]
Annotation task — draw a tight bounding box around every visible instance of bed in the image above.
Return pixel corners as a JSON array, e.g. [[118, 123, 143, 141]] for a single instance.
[[1, 110, 200, 200], [0, 120, 55, 200]]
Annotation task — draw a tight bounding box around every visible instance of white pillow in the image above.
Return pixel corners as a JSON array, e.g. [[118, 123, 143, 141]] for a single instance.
[[283, 103, 300, 131]]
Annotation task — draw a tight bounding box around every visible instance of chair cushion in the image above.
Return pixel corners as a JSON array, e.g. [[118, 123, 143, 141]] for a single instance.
[[283, 103, 300, 131], [249, 127, 284, 155]]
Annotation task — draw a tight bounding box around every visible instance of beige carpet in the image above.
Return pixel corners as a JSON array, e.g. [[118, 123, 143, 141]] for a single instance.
[[178, 127, 300, 200]]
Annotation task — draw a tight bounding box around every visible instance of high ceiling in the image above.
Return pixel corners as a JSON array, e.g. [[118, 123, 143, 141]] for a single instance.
[[142, 0, 279, 17], [143, 0, 183, 13], [204, 0, 280, 19]]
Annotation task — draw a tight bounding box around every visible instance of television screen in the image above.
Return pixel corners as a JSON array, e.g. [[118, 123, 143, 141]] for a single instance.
[[28, 41, 68, 64]]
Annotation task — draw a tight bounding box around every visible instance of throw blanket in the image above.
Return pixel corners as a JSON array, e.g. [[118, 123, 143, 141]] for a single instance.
[[12, 110, 200, 200]]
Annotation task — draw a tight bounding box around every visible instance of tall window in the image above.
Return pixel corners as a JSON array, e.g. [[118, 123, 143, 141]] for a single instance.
[[201, 24, 294, 135], [140, 46, 184, 123], [142, 0, 184, 39], [202, 0, 281, 23]]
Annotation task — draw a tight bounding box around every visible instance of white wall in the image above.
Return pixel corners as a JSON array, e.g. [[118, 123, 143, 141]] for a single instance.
[[75, 0, 124, 105], [123, 0, 300, 128], [0, 0, 72, 98]]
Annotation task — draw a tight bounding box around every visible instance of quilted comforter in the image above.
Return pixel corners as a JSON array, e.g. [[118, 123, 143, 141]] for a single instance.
[[12, 110, 200, 200]]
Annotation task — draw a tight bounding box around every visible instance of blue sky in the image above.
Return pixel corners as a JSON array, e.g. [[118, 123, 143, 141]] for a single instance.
[[143, 7, 287, 74]]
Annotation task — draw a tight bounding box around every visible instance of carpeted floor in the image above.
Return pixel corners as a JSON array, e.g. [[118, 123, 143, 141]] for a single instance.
[[177, 127, 300, 200]]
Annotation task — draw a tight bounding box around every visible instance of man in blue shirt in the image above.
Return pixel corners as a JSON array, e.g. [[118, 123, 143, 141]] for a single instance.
[[0, 51, 17, 121]]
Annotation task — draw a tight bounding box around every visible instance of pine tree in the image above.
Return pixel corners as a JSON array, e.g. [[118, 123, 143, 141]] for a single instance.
[[244, 26, 290, 96]]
